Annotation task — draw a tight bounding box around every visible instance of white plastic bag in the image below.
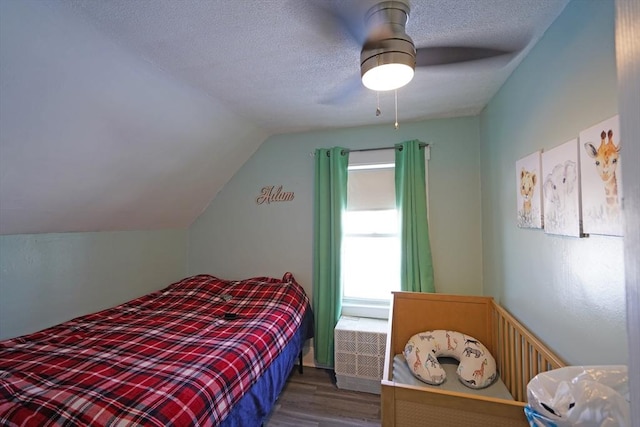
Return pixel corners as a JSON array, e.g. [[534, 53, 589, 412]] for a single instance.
[[525, 365, 630, 427]]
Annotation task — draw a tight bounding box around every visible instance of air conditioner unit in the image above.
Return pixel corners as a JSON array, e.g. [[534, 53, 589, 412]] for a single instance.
[[334, 316, 388, 394]]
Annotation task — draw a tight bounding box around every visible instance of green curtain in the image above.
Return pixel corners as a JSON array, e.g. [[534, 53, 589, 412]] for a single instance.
[[313, 147, 349, 368], [395, 140, 435, 293]]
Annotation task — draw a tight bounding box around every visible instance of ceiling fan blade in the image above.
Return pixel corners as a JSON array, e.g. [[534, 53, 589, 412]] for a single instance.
[[415, 47, 511, 67], [319, 74, 363, 105], [296, 0, 368, 46]]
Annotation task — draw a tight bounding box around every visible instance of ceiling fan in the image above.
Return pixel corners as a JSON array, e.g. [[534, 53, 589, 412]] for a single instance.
[[314, 0, 513, 104]]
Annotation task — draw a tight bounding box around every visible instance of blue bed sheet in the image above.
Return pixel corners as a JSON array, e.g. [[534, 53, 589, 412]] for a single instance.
[[219, 306, 313, 426]]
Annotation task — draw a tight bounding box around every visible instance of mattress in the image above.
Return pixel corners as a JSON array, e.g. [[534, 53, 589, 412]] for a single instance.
[[393, 354, 514, 400], [0, 273, 311, 426]]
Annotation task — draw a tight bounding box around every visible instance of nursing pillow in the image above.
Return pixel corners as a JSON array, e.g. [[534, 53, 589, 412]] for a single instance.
[[404, 330, 497, 389]]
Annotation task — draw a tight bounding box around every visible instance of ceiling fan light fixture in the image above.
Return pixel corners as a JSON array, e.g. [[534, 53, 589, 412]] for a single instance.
[[360, 2, 415, 92], [361, 55, 415, 91]]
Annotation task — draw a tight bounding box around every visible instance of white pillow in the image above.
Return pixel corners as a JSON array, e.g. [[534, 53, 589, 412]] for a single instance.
[[404, 330, 498, 389]]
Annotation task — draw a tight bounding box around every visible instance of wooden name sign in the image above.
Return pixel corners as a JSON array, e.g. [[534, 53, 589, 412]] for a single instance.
[[256, 185, 295, 205]]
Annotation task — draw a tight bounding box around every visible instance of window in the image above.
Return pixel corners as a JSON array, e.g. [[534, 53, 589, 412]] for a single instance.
[[342, 209, 400, 300], [341, 151, 399, 319], [341, 148, 430, 319]]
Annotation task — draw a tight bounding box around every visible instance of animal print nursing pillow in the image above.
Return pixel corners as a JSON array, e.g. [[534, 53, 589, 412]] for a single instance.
[[404, 330, 497, 389]]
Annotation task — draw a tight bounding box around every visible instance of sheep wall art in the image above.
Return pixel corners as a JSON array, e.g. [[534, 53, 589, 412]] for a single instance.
[[516, 151, 543, 229], [579, 115, 622, 236], [542, 139, 582, 237]]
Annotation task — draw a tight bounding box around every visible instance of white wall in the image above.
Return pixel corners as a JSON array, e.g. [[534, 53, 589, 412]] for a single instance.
[[480, 0, 627, 365]]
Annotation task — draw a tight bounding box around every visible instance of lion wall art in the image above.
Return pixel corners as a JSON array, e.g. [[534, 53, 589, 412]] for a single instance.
[[515, 151, 543, 229]]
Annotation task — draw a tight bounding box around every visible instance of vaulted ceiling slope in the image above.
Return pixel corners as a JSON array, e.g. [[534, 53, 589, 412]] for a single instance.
[[0, 0, 569, 235], [0, 0, 267, 235]]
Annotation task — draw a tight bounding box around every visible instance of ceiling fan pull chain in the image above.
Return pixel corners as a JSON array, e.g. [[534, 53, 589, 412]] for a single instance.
[[394, 90, 399, 130], [376, 91, 381, 117]]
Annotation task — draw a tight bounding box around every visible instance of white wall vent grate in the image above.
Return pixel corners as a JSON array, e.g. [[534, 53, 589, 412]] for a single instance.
[[334, 316, 388, 394]]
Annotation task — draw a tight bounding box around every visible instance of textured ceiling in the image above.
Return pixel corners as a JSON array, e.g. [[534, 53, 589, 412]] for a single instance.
[[0, 0, 569, 235], [63, 0, 570, 133]]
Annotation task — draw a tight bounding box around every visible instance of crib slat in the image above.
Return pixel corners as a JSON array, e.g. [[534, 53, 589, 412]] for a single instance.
[[502, 316, 510, 389], [509, 324, 516, 396], [523, 339, 533, 384], [515, 332, 523, 402], [490, 302, 566, 402]]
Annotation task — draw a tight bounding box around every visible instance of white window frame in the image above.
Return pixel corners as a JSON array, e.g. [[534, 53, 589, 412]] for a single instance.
[[341, 202, 398, 319], [341, 146, 430, 320]]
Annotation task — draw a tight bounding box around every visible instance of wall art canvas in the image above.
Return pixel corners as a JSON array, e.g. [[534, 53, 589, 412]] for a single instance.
[[542, 139, 581, 237], [579, 115, 622, 236], [516, 151, 543, 229]]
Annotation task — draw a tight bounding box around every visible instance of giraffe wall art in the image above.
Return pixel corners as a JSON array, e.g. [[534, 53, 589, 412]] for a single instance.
[[579, 115, 623, 236]]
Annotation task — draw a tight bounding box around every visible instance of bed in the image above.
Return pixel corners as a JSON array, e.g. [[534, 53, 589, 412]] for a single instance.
[[0, 272, 313, 426], [381, 291, 565, 427]]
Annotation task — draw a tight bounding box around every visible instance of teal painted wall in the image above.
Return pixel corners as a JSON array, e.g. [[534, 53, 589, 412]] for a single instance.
[[480, 0, 626, 365], [188, 117, 483, 300], [0, 230, 187, 339], [1, 0, 621, 370]]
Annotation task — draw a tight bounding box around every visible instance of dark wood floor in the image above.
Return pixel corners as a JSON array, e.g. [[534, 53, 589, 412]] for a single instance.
[[265, 367, 381, 427]]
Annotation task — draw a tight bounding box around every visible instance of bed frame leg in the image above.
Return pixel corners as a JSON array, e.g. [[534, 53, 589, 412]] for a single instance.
[[298, 351, 303, 374]]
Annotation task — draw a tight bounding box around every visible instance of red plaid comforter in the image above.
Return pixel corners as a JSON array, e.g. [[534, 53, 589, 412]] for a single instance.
[[0, 273, 309, 426]]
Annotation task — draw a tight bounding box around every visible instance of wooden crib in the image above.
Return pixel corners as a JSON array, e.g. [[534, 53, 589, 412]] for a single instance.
[[381, 292, 566, 426]]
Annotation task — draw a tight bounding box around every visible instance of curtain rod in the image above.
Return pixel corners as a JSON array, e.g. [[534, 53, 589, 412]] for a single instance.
[[312, 143, 429, 157], [346, 143, 429, 153]]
